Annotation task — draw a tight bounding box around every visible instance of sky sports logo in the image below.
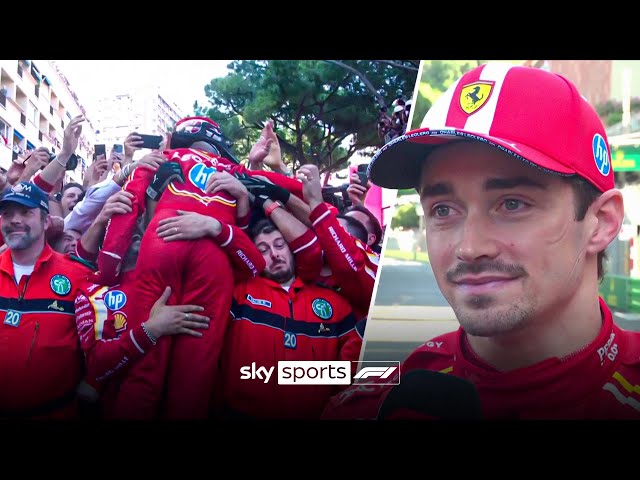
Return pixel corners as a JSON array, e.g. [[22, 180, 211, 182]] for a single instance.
[[239, 361, 400, 385]]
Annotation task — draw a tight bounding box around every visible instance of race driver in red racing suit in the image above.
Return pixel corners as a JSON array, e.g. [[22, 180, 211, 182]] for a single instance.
[[322, 298, 640, 420], [99, 117, 303, 419]]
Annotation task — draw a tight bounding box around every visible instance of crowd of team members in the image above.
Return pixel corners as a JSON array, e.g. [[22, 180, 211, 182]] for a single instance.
[[0, 115, 381, 420]]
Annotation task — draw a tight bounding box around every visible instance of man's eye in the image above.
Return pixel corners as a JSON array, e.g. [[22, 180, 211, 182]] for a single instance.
[[503, 199, 526, 211], [433, 205, 450, 217]]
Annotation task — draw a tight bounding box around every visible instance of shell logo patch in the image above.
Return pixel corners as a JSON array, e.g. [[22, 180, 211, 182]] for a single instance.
[[113, 312, 128, 332], [460, 81, 494, 115]]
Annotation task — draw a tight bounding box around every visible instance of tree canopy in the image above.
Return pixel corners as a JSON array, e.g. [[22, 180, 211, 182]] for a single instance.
[[194, 60, 419, 173]]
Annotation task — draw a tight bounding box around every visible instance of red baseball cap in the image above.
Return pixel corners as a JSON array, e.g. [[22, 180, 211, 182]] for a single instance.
[[368, 63, 614, 192]]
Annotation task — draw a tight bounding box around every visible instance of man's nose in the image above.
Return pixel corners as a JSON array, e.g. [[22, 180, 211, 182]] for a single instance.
[[455, 212, 500, 262], [269, 248, 280, 261]]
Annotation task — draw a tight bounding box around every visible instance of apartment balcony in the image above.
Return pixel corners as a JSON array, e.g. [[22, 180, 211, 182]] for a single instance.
[[0, 140, 12, 171]]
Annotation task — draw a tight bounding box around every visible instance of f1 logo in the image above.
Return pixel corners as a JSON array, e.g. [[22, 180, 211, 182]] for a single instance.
[[354, 367, 397, 380], [351, 361, 400, 385]]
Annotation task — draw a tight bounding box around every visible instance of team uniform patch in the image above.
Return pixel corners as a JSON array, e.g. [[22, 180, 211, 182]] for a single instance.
[[189, 163, 218, 192], [247, 294, 272, 308], [113, 312, 128, 332], [50, 274, 71, 296], [3, 310, 22, 327], [312, 298, 333, 320], [104, 290, 127, 311]]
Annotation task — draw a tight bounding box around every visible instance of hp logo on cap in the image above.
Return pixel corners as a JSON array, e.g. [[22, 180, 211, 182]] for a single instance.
[[593, 133, 610, 176]]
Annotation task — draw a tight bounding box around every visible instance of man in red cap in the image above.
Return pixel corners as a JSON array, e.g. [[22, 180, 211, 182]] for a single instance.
[[102, 117, 304, 419], [323, 62, 640, 420]]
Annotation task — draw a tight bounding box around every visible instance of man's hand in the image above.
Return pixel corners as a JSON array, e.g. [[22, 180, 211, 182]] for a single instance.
[[262, 121, 288, 174], [248, 121, 273, 170], [6, 158, 26, 186], [46, 215, 64, 238], [19, 148, 50, 182], [95, 190, 134, 226], [124, 132, 144, 159], [205, 170, 248, 200], [84, 155, 108, 189], [144, 286, 209, 339], [347, 172, 370, 207], [156, 210, 221, 242], [60, 115, 85, 157], [108, 150, 123, 171], [296, 164, 324, 210], [136, 151, 168, 172]]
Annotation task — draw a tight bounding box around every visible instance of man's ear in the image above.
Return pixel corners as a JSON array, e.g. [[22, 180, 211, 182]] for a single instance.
[[43, 213, 52, 231], [585, 189, 624, 256], [367, 232, 377, 247]]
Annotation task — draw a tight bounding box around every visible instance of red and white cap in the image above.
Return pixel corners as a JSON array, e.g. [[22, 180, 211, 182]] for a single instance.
[[368, 62, 614, 192]]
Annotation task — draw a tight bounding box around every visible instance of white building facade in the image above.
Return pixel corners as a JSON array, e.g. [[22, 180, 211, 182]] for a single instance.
[[94, 85, 184, 157], [0, 60, 96, 184]]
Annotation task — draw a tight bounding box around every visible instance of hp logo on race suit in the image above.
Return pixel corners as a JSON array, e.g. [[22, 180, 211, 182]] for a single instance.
[[188, 163, 218, 192], [104, 290, 127, 311]]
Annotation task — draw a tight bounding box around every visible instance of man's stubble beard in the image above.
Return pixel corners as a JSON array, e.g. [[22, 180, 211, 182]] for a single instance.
[[452, 293, 536, 337], [263, 266, 294, 284], [2, 227, 38, 250]]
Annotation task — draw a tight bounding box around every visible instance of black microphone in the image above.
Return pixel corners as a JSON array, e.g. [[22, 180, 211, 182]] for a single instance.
[[377, 369, 482, 420]]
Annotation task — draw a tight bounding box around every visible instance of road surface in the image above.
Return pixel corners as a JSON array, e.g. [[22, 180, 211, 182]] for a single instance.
[[363, 258, 640, 363]]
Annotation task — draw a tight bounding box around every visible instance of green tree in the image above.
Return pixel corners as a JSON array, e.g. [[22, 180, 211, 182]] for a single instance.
[[391, 204, 420, 230], [194, 60, 419, 173]]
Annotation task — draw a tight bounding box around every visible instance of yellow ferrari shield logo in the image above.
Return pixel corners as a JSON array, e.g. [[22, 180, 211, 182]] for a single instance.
[[113, 312, 127, 331], [460, 81, 494, 115]]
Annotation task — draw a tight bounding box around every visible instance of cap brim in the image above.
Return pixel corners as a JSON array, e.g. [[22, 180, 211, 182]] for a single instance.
[[368, 128, 576, 190], [0, 197, 45, 212]]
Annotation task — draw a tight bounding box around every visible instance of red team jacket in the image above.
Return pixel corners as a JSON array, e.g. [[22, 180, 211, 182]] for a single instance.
[[74, 270, 155, 408], [308, 202, 379, 320], [323, 298, 640, 420], [96, 147, 303, 285], [221, 273, 362, 420], [0, 244, 92, 418]]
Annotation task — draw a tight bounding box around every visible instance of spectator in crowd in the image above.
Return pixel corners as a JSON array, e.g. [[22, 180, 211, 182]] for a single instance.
[[389, 104, 406, 140], [377, 107, 393, 144], [344, 204, 383, 254], [64, 147, 163, 237], [52, 228, 81, 255], [323, 62, 640, 420], [59, 182, 84, 218]]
